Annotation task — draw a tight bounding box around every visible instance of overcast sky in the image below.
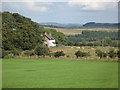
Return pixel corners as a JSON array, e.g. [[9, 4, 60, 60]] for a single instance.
[[2, 1, 118, 24]]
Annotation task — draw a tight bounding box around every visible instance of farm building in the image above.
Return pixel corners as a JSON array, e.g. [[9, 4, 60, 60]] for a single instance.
[[44, 34, 56, 47]]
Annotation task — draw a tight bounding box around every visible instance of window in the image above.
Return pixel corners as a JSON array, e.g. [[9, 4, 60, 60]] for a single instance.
[[52, 42, 55, 44]]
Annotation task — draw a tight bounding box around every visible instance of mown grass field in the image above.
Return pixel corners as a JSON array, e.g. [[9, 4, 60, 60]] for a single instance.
[[3, 58, 118, 88]]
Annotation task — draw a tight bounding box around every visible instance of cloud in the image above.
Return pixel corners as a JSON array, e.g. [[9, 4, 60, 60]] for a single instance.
[[25, 2, 49, 12], [2, 2, 52, 12], [1, 0, 70, 2], [68, 0, 118, 10]]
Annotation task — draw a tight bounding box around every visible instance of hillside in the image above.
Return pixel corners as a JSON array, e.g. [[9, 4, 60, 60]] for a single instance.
[[82, 22, 118, 28], [2, 12, 67, 51], [40, 22, 119, 28], [40, 22, 82, 28]]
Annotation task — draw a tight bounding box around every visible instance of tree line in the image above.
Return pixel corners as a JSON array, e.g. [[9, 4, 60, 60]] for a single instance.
[[68, 30, 118, 42], [67, 31, 119, 47]]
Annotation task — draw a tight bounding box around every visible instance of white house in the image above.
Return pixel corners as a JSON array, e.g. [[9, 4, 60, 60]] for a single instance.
[[44, 34, 56, 47]]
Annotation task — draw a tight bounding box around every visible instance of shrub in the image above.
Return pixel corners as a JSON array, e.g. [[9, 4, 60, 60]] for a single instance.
[[2, 49, 8, 58], [2, 50, 14, 58], [11, 49, 21, 56], [67, 41, 75, 46], [48, 52, 54, 57], [34, 44, 49, 56], [108, 49, 117, 58], [75, 50, 90, 58], [24, 50, 35, 56], [102, 52, 107, 58], [95, 49, 107, 58], [54, 51, 65, 58], [66, 55, 70, 58], [5, 53, 14, 58], [117, 50, 120, 58], [87, 42, 94, 46], [2, 49, 22, 58]]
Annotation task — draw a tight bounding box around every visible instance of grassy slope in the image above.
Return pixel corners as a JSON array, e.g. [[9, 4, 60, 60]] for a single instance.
[[3, 58, 118, 88]]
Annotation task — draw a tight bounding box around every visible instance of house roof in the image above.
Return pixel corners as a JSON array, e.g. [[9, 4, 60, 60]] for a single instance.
[[45, 34, 55, 40]]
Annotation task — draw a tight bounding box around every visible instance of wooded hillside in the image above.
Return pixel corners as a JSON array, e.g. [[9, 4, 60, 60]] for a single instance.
[[2, 12, 67, 51]]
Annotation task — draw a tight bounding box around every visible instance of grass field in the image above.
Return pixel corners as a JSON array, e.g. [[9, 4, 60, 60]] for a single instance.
[[54, 28, 118, 35], [3, 58, 118, 88], [50, 46, 118, 60]]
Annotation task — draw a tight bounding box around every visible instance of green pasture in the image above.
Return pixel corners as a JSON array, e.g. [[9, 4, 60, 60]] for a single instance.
[[3, 58, 118, 88]]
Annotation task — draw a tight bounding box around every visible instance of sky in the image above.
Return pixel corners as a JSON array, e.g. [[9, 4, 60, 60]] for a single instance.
[[2, 0, 118, 24]]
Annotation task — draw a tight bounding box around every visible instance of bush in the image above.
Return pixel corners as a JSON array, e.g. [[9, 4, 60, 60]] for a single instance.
[[34, 44, 49, 56], [108, 49, 117, 58], [2, 49, 22, 58], [117, 50, 120, 58], [24, 50, 35, 56], [54, 51, 65, 58], [75, 50, 90, 58], [95, 49, 107, 58], [48, 52, 54, 57], [11, 49, 21, 56], [5, 53, 14, 58], [66, 55, 70, 58], [67, 41, 75, 46], [87, 42, 94, 46], [102, 52, 107, 58], [2, 49, 8, 58], [2, 50, 14, 58]]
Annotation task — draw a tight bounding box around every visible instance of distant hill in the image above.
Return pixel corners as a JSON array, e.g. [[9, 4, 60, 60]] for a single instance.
[[40, 22, 119, 28], [82, 22, 118, 28], [40, 22, 82, 28]]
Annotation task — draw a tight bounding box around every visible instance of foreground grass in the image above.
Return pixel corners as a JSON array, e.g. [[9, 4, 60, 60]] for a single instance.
[[3, 58, 118, 88]]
